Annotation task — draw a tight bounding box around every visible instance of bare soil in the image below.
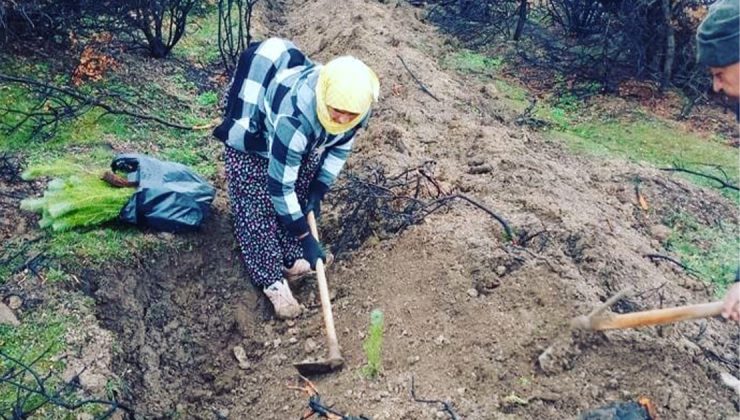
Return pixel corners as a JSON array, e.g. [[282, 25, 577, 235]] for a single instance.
[[4, 0, 739, 419]]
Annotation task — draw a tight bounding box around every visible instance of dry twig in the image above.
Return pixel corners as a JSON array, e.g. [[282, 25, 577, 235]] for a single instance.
[[397, 55, 440, 102]]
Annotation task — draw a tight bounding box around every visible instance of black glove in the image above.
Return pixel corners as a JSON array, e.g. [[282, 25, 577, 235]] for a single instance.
[[305, 180, 329, 220], [300, 234, 326, 270]]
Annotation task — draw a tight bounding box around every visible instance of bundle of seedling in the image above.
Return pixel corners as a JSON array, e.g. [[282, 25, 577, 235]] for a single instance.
[[20, 162, 134, 232]]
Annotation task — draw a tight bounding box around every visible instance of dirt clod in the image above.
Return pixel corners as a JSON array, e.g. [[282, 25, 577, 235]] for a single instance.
[[6, 295, 22, 310], [0, 302, 19, 326], [233, 345, 251, 370], [304, 338, 318, 354], [649, 224, 672, 242]]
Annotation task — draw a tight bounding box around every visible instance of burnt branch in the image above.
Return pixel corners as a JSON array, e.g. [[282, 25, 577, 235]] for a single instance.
[[397, 55, 440, 102], [0, 73, 210, 143], [683, 335, 740, 376], [0, 349, 132, 419], [644, 253, 701, 277], [410, 376, 460, 420], [291, 377, 369, 420], [422, 194, 514, 241], [0, 153, 23, 183], [327, 163, 515, 259], [659, 165, 739, 191], [217, 0, 259, 74]]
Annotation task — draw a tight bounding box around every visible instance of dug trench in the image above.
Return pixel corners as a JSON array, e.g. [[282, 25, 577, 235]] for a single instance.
[[93, 188, 740, 418], [91, 0, 739, 418]]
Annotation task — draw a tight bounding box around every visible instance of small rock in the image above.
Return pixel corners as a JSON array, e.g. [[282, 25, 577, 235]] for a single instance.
[[273, 338, 282, 348], [649, 224, 672, 242], [0, 302, 19, 326], [76, 414, 94, 420], [720, 372, 740, 397], [495, 266, 507, 276], [456, 387, 466, 395], [287, 327, 298, 335], [467, 288, 479, 298], [216, 408, 230, 419], [668, 389, 688, 411], [468, 157, 485, 166], [434, 335, 448, 346], [233, 345, 251, 370], [615, 188, 632, 204], [157, 232, 175, 241], [286, 320, 295, 327], [7, 295, 22, 310], [304, 338, 318, 354], [436, 411, 447, 419], [79, 371, 107, 391], [606, 378, 619, 389], [468, 164, 493, 175], [407, 355, 420, 365], [288, 337, 298, 344]]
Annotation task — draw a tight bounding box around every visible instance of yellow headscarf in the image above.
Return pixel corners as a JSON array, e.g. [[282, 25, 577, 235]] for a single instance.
[[315, 56, 380, 135]]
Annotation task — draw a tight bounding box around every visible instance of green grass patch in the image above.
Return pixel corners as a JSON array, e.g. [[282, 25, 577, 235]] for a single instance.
[[492, 78, 530, 114], [175, 10, 221, 65], [663, 212, 739, 293], [197, 91, 219, 107], [543, 113, 739, 201], [0, 310, 68, 415], [494, 79, 528, 103], [0, 64, 130, 156], [441, 49, 504, 75], [0, 301, 115, 417], [46, 228, 162, 269]]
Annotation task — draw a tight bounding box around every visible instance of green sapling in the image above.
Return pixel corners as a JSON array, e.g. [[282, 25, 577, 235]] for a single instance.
[[362, 309, 384, 379]]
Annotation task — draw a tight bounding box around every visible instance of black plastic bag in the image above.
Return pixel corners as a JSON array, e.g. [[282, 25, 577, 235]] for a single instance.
[[112, 153, 215, 232]]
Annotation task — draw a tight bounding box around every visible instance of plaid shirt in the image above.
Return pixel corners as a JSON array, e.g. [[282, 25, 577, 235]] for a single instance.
[[214, 38, 368, 235]]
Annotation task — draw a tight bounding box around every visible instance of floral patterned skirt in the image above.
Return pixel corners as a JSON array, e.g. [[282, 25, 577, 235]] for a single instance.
[[224, 146, 320, 287]]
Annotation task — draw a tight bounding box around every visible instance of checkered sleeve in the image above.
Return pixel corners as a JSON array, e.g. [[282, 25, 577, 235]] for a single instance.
[[267, 115, 310, 236], [315, 136, 355, 190], [214, 38, 310, 150]]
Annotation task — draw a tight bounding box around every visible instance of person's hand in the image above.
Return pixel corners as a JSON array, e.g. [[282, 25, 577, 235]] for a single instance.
[[299, 234, 326, 270], [305, 180, 329, 220], [305, 191, 322, 220], [721, 282, 740, 322]]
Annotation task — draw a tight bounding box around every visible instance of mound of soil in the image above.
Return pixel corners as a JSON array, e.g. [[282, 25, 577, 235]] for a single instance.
[[88, 0, 739, 419]]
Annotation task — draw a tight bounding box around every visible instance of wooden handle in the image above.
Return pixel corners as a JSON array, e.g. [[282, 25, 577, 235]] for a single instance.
[[307, 212, 342, 360], [590, 301, 724, 331]]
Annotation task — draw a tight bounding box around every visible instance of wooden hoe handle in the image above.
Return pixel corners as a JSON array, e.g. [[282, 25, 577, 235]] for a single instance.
[[589, 301, 724, 331], [307, 212, 342, 360]]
